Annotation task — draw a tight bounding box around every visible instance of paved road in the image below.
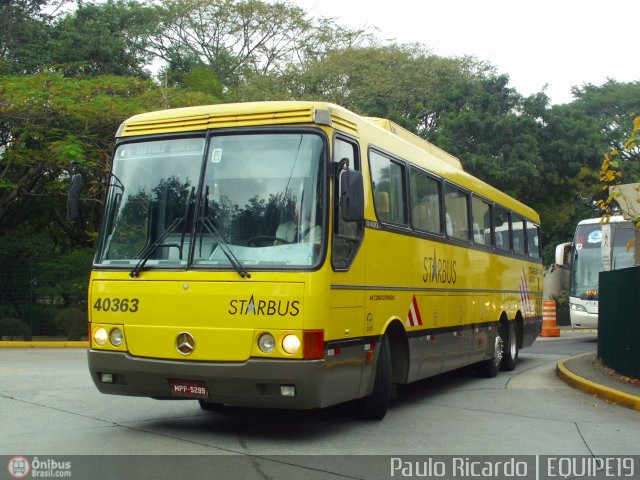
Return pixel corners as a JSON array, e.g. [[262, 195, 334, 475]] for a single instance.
[[528, 328, 599, 356], [1, 332, 638, 479]]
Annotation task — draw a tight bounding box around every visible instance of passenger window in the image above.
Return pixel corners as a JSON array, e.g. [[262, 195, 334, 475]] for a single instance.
[[512, 214, 526, 255], [444, 183, 470, 241], [409, 169, 442, 234], [494, 207, 511, 251], [527, 222, 541, 259], [471, 196, 491, 246], [370, 150, 407, 225]]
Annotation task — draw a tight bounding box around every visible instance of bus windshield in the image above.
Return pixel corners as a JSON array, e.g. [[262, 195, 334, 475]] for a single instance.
[[96, 132, 326, 270], [571, 221, 635, 298]]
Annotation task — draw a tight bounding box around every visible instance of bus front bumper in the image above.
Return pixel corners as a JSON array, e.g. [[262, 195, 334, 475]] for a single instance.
[[570, 310, 598, 329], [88, 350, 326, 409]]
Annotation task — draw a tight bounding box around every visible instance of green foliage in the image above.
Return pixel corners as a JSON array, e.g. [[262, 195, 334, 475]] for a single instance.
[[551, 291, 570, 325], [29, 304, 60, 336], [0, 247, 92, 336], [0, 73, 149, 243], [0, 73, 217, 247], [572, 80, 640, 158], [0, 227, 63, 257], [53, 308, 87, 340], [151, 0, 310, 88], [0, 0, 53, 74], [162, 64, 224, 98], [242, 44, 546, 209], [598, 113, 640, 235], [151, 0, 370, 91], [48, 0, 159, 78], [36, 251, 94, 304], [0, 317, 32, 340], [431, 78, 546, 206]]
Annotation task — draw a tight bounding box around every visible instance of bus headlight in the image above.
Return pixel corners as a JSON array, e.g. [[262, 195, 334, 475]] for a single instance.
[[571, 304, 587, 312], [93, 327, 108, 346], [282, 334, 301, 354], [258, 333, 276, 353], [109, 328, 124, 347]]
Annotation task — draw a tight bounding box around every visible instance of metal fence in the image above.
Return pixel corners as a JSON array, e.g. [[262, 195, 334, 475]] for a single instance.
[[0, 257, 90, 339]]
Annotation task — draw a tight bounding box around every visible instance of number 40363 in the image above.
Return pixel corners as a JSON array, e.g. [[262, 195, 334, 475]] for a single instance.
[[93, 297, 139, 313]]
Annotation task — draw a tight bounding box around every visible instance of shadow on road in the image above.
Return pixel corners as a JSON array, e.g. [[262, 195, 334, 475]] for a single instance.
[[141, 362, 519, 442]]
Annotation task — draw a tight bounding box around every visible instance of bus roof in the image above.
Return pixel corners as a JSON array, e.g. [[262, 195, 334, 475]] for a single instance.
[[577, 216, 629, 226], [116, 101, 539, 223], [364, 118, 463, 170]]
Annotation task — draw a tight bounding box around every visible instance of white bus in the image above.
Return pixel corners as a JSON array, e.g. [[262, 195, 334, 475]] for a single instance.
[[556, 216, 636, 328]]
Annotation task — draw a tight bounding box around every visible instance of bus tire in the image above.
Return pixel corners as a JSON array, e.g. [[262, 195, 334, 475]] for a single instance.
[[355, 334, 391, 420], [198, 399, 224, 412], [478, 333, 503, 378], [500, 321, 518, 371]]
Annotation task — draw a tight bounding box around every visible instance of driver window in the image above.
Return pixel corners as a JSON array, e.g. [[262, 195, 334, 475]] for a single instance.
[[332, 137, 363, 270]]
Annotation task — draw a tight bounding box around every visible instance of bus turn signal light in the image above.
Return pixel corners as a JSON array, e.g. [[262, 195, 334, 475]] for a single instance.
[[303, 330, 324, 359]]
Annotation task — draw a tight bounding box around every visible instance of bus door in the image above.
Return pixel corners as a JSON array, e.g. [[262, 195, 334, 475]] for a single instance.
[[327, 137, 366, 403]]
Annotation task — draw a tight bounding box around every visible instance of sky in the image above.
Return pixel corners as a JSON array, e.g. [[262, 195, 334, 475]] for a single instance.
[[287, 0, 637, 105]]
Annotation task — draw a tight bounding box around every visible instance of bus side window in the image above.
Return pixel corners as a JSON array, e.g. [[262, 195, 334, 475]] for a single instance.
[[370, 150, 407, 225], [512, 214, 526, 255], [409, 168, 442, 234], [332, 137, 363, 270], [444, 183, 470, 241], [494, 206, 511, 252], [526, 221, 541, 259], [471, 196, 491, 246]]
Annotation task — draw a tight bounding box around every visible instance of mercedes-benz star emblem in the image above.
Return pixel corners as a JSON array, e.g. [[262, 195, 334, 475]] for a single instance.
[[176, 332, 195, 355]]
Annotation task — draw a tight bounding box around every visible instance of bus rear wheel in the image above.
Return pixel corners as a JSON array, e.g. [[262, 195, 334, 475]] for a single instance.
[[198, 399, 224, 412], [354, 334, 391, 420], [500, 321, 518, 371]]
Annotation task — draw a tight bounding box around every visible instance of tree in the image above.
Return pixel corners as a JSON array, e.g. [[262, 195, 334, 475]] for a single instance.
[[0, 0, 57, 74], [536, 81, 640, 262], [274, 44, 549, 206], [428, 76, 547, 207], [2, 0, 161, 78], [572, 80, 640, 163], [48, 0, 160, 77], [599, 113, 640, 226], [150, 0, 370, 91], [0, 73, 217, 248]]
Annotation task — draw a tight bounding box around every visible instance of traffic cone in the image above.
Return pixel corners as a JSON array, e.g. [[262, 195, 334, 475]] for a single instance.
[[541, 300, 560, 337]]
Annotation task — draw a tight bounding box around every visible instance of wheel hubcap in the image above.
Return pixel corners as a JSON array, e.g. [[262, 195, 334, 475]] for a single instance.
[[494, 335, 504, 367]]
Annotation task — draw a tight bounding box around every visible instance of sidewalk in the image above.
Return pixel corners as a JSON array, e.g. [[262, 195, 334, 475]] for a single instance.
[[557, 352, 640, 411]]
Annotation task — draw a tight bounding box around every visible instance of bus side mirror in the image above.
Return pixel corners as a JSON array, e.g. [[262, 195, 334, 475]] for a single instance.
[[339, 168, 364, 222], [555, 242, 572, 268], [66, 172, 84, 222]]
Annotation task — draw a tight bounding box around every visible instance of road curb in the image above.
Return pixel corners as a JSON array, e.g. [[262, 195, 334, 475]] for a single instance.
[[556, 353, 640, 412], [0, 341, 88, 348]]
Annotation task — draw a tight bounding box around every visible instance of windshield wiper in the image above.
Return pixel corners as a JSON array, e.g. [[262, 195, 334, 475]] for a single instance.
[[130, 187, 197, 278], [200, 217, 251, 279], [130, 217, 183, 278]]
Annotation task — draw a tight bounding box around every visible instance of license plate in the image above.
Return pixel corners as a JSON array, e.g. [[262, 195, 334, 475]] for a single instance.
[[170, 379, 209, 398]]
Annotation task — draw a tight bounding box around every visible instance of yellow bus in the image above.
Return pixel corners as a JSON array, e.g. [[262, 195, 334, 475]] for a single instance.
[[84, 101, 543, 419]]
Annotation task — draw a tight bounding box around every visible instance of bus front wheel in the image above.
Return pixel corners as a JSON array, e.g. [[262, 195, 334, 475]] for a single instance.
[[355, 334, 391, 420]]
